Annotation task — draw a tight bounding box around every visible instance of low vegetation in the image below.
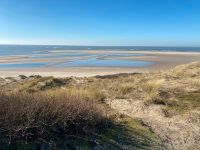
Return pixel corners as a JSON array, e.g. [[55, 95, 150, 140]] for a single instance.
[[0, 62, 200, 149], [0, 90, 108, 149], [0, 89, 163, 149]]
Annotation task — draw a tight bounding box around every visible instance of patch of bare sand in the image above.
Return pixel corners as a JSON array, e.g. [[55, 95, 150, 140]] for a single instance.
[[106, 98, 200, 150]]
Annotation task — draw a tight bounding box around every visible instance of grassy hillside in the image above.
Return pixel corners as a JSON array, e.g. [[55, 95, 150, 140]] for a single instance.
[[0, 62, 200, 149]]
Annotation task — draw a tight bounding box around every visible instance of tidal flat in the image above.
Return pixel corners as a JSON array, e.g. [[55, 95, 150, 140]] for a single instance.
[[0, 50, 200, 77]]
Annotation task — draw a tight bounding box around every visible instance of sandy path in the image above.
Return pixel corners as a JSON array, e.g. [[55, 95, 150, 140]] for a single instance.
[[107, 99, 200, 150]]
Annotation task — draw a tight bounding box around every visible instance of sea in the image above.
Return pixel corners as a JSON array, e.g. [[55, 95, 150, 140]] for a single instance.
[[0, 45, 200, 56], [0, 45, 200, 69]]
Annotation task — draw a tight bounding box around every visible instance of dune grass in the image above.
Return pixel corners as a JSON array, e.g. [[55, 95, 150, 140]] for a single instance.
[[9, 62, 200, 117], [1, 62, 200, 149], [0, 89, 163, 149], [14, 62, 200, 117], [163, 91, 200, 115]]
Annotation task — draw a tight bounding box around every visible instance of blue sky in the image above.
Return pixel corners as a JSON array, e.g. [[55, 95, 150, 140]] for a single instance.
[[0, 0, 200, 46]]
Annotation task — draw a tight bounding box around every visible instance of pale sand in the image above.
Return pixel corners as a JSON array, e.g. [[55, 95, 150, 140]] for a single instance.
[[0, 50, 200, 77]]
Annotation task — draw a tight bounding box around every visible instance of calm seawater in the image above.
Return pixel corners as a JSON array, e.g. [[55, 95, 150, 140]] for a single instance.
[[0, 45, 199, 69], [0, 45, 200, 56]]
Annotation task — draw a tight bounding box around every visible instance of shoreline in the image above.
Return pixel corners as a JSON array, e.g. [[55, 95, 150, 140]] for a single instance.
[[0, 50, 200, 77]]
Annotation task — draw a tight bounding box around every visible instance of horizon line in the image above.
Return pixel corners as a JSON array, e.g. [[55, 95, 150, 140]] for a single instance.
[[0, 44, 200, 48]]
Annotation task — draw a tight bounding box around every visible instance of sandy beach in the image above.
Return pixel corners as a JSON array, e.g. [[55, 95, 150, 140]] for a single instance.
[[0, 50, 200, 77]]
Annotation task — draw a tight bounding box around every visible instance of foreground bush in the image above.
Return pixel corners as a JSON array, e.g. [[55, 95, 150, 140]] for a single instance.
[[0, 91, 108, 146]]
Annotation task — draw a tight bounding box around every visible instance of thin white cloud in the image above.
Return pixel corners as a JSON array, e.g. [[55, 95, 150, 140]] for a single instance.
[[0, 38, 199, 47]]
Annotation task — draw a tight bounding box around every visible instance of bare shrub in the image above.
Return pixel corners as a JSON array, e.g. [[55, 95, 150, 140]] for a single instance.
[[0, 90, 108, 144]]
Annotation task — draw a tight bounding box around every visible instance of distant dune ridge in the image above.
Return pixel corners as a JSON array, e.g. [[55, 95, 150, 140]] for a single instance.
[[0, 62, 200, 149]]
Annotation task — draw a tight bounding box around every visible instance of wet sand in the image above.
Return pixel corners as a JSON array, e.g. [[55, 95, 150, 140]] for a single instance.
[[0, 50, 200, 77]]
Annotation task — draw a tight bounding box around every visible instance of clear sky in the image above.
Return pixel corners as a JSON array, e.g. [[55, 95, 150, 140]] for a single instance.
[[0, 0, 200, 46]]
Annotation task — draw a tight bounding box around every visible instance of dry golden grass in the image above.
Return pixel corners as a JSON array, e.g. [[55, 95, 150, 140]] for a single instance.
[[187, 78, 200, 88], [141, 79, 165, 101], [166, 62, 200, 78], [0, 62, 200, 148]]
